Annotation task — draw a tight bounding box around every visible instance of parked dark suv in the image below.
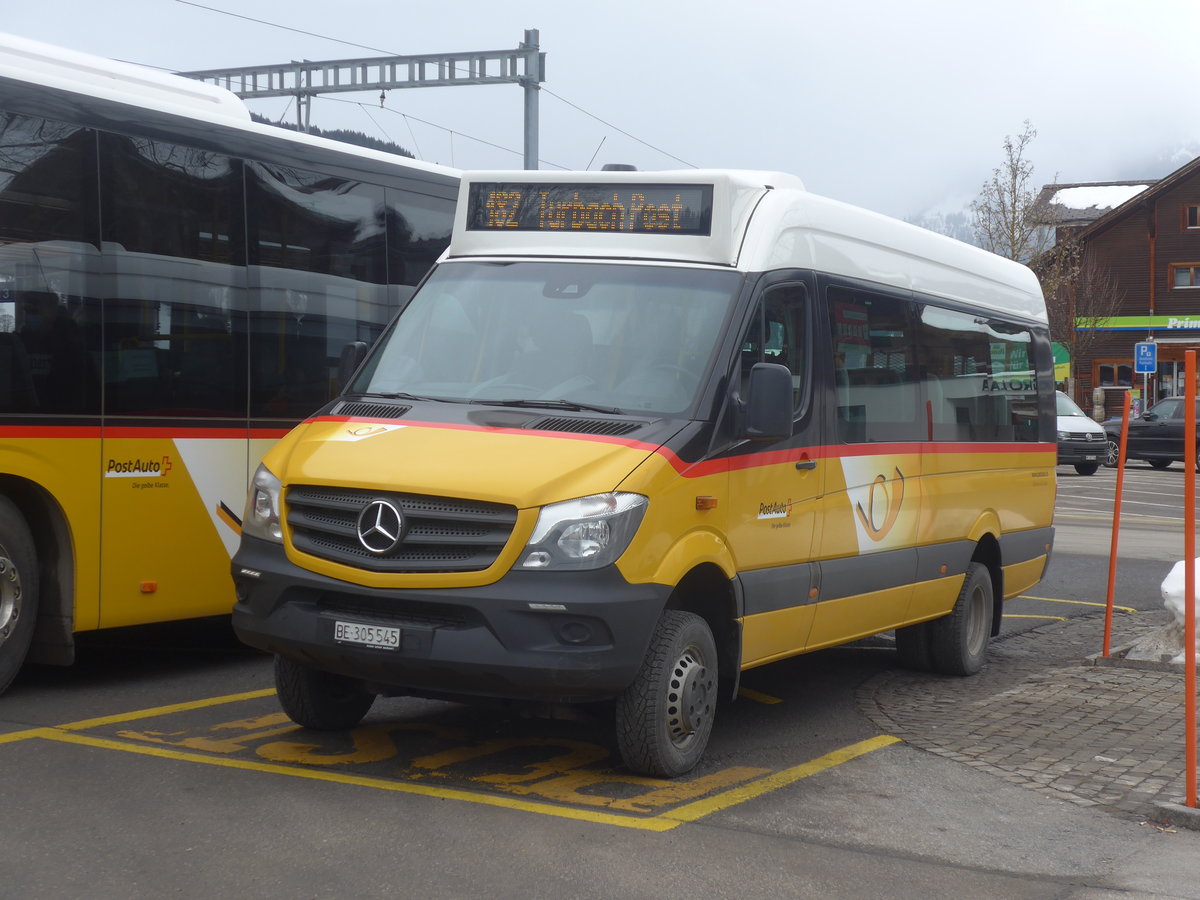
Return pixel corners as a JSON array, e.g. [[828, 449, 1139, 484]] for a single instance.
[[1103, 396, 1200, 470]]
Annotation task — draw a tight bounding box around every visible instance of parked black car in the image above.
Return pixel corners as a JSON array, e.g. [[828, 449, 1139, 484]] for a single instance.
[[1103, 396, 1200, 470]]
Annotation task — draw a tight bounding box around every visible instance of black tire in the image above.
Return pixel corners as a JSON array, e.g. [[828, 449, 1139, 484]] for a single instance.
[[615, 610, 717, 777], [0, 497, 37, 696], [1074, 462, 1099, 476], [894, 620, 933, 671], [274, 655, 376, 730], [1103, 435, 1120, 467], [1147, 459, 1172, 470], [928, 562, 993, 676]]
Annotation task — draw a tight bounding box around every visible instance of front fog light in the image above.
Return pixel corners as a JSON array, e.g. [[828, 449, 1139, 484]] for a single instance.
[[521, 493, 647, 571]]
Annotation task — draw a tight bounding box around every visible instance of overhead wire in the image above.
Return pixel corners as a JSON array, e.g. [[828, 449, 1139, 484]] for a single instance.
[[172, 0, 694, 169]]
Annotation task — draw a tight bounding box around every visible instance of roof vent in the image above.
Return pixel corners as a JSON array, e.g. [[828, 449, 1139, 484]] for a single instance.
[[601, 163, 637, 171]]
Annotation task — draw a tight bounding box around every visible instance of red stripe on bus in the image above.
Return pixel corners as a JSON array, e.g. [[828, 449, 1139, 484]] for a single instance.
[[0, 425, 292, 440], [309, 415, 1056, 479]]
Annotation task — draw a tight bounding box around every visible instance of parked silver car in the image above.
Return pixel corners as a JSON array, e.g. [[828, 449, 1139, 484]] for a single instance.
[[1056, 391, 1106, 475]]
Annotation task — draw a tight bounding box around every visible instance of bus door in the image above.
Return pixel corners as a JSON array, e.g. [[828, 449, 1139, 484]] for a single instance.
[[726, 281, 826, 667], [807, 284, 922, 648]]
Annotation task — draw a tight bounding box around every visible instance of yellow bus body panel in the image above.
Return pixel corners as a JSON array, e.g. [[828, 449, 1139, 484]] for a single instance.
[[0, 434, 102, 631]]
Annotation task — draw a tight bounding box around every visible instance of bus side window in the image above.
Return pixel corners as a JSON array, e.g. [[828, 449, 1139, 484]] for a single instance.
[[830, 287, 920, 443]]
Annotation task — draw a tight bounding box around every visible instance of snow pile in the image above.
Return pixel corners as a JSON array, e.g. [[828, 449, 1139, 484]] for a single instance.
[[1051, 184, 1151, 211], [1124, 558, 1200, 663]]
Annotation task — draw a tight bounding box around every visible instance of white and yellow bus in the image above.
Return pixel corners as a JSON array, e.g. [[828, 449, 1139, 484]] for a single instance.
[[0, 33, 459, 694], [232, 169, 1057, 776]]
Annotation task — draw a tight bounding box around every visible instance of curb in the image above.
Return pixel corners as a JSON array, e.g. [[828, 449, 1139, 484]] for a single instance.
[[1152, 799, 1200, 831]]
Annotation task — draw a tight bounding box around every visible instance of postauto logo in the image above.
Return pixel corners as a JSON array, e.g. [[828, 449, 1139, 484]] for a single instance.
[[105, 455, 174, 478]]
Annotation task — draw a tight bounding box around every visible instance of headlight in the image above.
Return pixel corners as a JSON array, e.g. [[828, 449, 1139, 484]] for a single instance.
[[520, 493, 647, 571], [1056, 430, 1069, 441], [242, 463, 283, 543]]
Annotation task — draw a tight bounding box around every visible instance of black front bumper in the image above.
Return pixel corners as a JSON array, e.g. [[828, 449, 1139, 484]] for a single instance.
[[1057, 437, 1105, 464], [231, 536, 670, 704]]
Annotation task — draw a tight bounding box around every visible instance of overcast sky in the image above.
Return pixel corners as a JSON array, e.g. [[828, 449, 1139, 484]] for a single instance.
[[8, 0, 1199, 221]]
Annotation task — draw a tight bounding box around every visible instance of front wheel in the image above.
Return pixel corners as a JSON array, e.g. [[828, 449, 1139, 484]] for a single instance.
[[0, 497, 38, 696], [274, 655, 376, 730], [615, 610, 717, 777], [928, 562, 993, 676], [1103, 435, 1120, 467], [1074, 462, 1099, 476]]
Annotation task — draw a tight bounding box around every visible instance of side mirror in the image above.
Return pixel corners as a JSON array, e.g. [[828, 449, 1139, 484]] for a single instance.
[[337, 341, 369, 392], [744, 362, 794, 441]]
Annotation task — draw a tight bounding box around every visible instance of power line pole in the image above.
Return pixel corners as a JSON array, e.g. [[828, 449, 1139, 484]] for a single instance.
[[178, 30, 546, 169]]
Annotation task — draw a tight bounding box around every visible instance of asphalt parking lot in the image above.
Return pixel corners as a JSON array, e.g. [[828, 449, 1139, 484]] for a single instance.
[[3, 462, 1200, 898]]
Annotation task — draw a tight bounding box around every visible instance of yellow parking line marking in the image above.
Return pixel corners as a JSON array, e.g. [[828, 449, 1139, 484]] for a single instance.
[[39, 729, 680, 831], [738, 688, 783, 704], [664, 735, 902, 824], [0, 726, 59, 745], [9, 708, 903, 831], [1018, 595, 1138, 614], [0, 689, 278, 746], [1003, 614, 1067, 621]]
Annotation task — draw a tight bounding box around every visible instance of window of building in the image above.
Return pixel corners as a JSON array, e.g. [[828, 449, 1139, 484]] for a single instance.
[[1096, 361, 1133, 387], [1171, 263, 1200, 288], [1185, 205, 1200, 229]]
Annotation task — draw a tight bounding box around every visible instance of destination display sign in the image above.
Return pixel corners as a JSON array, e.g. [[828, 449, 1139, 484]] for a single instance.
[[466, 182, 714, 235]]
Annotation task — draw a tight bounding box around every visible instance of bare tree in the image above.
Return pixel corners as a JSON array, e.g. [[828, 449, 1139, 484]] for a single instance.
[[1041, 241, 1124, 365], [971, 121, 1054, 264]]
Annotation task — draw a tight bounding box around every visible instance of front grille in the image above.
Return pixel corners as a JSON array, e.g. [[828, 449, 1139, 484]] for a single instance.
[[286, 485, 518, 573], [1066, 431, 1105, 441]]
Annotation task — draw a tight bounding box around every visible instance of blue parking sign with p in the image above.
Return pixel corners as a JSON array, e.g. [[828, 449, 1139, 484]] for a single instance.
[[1134, 341, 1157, 374]]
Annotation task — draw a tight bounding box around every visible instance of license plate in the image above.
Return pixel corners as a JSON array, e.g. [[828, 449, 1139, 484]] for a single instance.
[[334, 620, 401, 650], [1083, 455, 1097, 461]]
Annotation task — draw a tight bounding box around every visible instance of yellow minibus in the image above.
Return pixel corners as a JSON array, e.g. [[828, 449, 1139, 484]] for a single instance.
[[232, 170, 1056, 776]]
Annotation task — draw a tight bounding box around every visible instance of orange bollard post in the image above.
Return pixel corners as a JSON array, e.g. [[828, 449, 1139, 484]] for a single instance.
[[1185, 351, 1197, 809], [1103, 390, 1132, 657]]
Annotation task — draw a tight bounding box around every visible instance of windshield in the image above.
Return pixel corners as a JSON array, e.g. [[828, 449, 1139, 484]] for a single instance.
[[353, 260, 741, 415], [1055, 391, 1089, 418]]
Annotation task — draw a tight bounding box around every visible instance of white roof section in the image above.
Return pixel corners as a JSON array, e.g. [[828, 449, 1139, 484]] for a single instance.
[[449, 169, 1047, 325], [0, 31, 459, 181]]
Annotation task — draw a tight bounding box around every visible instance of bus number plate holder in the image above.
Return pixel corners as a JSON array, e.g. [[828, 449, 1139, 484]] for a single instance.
[[334, 620, 401, 650]]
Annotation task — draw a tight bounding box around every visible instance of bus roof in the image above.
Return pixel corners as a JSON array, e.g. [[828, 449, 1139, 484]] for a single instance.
[[0, 31, 459, 181], [449, 169, 1047, 324]]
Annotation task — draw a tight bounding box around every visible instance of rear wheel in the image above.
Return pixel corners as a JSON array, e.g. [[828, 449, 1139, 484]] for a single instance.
[[0, 497, 37, 696], [615, 610, 717, 777], [1148, 458, 1172, 470], [928, 562, 993, 676], [1074, 462, 1099, 475], [274, 655, 376, 730]]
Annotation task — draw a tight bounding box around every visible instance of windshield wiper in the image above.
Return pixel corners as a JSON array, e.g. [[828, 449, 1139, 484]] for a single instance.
[[355, 391, 466, 404], [474, 397, 623, 415]]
